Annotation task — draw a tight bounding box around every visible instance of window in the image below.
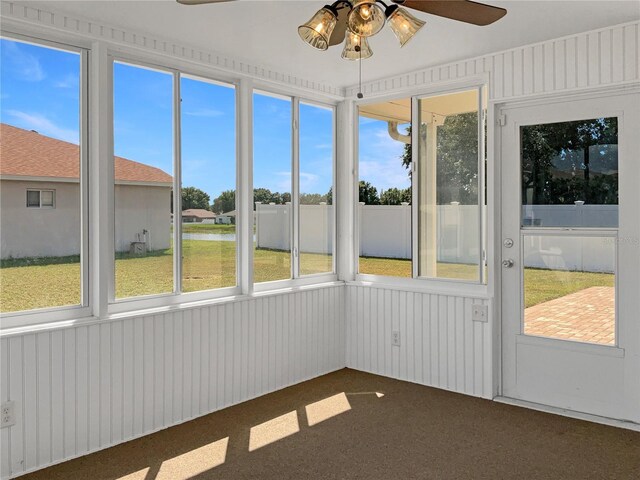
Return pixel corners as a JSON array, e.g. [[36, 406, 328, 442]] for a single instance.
[[180, 75, 237, 292], [357, 98, 412, 277], [253, 91, 293, 283], [357, 87, 486, 284], [253, 91, 336, 284], [113, 61, 174, 300], [299, 102, 334, 276], [26, 189, 55, 208], [417, 88, 485, 282], [0, 37, 85, 314]]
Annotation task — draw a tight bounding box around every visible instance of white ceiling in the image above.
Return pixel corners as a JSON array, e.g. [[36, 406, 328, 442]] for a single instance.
[[23, 0, 640, 89]]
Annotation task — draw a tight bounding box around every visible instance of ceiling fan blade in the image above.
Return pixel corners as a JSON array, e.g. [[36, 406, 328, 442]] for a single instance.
[[328, 6, 349, 47], [177, 0, 236, 5], [396, 0, 506, 26]]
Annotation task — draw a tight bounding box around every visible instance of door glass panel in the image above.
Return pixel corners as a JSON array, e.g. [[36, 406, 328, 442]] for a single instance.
[[521, 118, 618, 228], [522, 234, 615, 345]]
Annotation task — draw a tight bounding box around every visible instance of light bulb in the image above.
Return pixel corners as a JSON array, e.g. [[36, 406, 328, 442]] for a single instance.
[[348, 0, 385, 38]]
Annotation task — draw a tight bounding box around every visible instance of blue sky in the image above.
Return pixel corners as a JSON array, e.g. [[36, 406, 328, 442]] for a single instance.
[[1, 38, 409, 199]]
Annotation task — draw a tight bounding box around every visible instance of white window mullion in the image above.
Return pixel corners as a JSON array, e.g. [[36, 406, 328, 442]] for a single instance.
[[94, 46, 114, 317], [238, 79, 254, 294], [79, 48, 90, 308], [173, 71, 183, 294], [411, 96, 419, 279], [292, 97, 300, 279]]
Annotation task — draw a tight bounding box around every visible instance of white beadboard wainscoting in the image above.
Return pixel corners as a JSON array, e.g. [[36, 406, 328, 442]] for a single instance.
[[0, 285, 345, 479], [346, 21, 639, 101], [345, 285, 493, 399]]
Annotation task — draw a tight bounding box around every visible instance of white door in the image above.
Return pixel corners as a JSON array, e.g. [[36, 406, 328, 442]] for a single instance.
[[500, 92, 640, 423]]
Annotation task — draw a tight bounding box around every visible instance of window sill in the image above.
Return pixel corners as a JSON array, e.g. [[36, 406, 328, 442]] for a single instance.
[[351, 274, 490, 298], [0, 279, 343, 337]]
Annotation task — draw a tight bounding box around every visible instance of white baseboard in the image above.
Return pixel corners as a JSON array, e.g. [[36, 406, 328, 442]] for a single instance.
[[494, 396, 640, 432]]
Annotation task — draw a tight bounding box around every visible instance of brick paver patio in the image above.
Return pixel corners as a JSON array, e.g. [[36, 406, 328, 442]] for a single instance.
[[524, 286, 615, 345]]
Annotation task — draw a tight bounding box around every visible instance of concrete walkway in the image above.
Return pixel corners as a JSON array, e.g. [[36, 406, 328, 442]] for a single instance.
[[524, 286, 615, 345]]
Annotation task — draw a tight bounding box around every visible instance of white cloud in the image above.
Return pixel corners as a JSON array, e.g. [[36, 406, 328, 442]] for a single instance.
[[300, 172, 320, 192], [3, 41, 45, 82], [183, 108, 224, 118], [54, 74, 78, 89], [5, 110, 78, 144]]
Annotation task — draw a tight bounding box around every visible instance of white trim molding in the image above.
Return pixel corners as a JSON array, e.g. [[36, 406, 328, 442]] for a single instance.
[[345, 21, 640, 101]]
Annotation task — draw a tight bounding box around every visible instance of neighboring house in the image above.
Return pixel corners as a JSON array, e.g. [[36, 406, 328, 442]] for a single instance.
[[215, 212, 233, 225], [182, 208, 216, 223], [0, 124, 173, 259]]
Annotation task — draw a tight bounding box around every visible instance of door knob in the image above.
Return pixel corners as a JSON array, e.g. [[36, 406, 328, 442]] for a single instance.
[[502, 259, 514, 268]]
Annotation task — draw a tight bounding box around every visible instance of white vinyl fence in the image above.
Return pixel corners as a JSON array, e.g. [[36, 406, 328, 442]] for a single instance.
[[255, 203, 617, 273]]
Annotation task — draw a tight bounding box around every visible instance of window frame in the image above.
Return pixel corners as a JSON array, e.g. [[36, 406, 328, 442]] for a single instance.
[[251, 89, 337, 293], [1, 31, 339, 328], [26, 189, 56, 209], [108, 55, 243, 313], [354, 80, 489, 293], [297, 98, 337, 279], [0, 32, 90, 328]]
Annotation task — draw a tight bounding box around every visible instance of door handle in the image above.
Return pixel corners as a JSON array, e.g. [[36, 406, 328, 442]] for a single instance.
[[502, 259, 515, 268]]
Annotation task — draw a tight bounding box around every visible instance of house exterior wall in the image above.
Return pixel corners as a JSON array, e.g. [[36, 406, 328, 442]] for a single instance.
[[1, 180, 81, 259], [114, 184, 171, 253], [1, 181, 171, 258]]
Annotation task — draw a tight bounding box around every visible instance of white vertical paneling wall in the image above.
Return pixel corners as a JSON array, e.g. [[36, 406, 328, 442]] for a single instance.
[[0, 285, 344, 479], [345, 285, 493, 399], [345, 21, 640, 101]]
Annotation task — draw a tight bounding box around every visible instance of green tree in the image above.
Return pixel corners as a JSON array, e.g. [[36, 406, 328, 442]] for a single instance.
[[300, 193, 328, 205], [181, 186, 210, 210], [359, 181, 379, 205], [380, 187, 411, 205], [211, 189, 235, 214], [401, 113, 479, 204], [253, 188, 275, 205], [521, 117, 618, 205]]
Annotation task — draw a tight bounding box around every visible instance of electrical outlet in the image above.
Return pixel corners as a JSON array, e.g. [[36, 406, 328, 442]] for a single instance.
[[472, 304, 489, 323], [392, 330, 401, 346], [1, 401, 15, 428]]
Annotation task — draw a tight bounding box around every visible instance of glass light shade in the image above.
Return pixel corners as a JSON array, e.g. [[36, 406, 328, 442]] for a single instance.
[[347, 0, 386, 38], [298, 6, 338, 51], [387, 7, 426, 47], [342, 31, 373, 60]]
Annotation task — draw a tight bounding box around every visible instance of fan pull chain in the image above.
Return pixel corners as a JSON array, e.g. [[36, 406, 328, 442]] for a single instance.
[[357, 36, 364, 99]]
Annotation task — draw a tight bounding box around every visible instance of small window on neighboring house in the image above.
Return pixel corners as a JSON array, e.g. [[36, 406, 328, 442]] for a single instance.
[[26, 190, 55, 208]]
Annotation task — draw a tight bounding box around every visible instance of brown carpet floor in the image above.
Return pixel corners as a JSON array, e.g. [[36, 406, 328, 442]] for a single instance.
[[20, 368, 640, 480]]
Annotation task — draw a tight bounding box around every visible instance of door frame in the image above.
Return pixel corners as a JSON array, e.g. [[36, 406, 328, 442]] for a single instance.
[[493, 84, 640, 420]]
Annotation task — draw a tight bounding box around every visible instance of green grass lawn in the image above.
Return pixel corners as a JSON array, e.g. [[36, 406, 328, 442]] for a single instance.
[[524, 267, 614, 308], [180, 223, 237, 234], [0, 246, 613, 313]]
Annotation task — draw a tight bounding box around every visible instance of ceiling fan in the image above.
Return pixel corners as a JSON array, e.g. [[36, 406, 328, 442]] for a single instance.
[[177, 1, 506, 59]]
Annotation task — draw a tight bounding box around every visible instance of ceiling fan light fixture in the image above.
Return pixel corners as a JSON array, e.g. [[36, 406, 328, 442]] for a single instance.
[[342, 30, 373, 60], [386, 5, 426, 47], [298, 5, 339, 50], [347, 0, 386, 38]]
